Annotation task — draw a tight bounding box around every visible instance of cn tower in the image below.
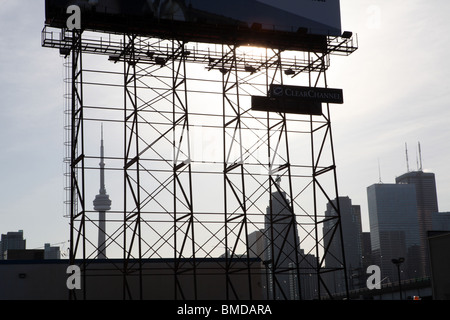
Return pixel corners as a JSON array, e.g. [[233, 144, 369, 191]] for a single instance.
[[93, 125, 111, 259]]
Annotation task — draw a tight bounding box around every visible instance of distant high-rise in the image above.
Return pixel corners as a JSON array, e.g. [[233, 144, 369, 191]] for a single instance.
[[360, 232, 373, 272], [248, 229, 266, 259], [93, 126, 112, 259], [255, 194, 318, 300], [44, 243, 61, 259], [0, 230, 26, 260], [323, 196, 363, 292], [396, 170, 438, 277], [367, 183, 422, 281], [264, 181, 300, 300]]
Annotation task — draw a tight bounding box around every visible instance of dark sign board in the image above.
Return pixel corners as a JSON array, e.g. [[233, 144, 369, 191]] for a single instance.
[[251, 85, 343, 115], [251, 96, 322, 116], [44, 0, 341, 51], [270, 85, 344, 104]]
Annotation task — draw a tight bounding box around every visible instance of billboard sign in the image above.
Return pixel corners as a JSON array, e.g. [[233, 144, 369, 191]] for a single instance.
[[270, 85, 344, 104], [45, 0, 341, 50], [251, 96, 322, 116], [254, 0, 341, 36], [252, 85, 343, 115]]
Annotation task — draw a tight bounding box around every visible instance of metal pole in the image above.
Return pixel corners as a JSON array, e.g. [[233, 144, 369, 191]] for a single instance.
[[397, 264, 403, 300]]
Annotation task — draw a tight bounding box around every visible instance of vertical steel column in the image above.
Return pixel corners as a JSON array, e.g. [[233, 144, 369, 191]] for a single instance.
[[308, 51, 348, 299], [221, 45, 252, 300], [69, 28, 86, 300], [123, 34, 143, 300], [265, 49, 302, 300], [171, 40, 197, 300]]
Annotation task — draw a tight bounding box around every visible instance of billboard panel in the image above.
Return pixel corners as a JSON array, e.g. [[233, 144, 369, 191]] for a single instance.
[[270, 85, 344, 104], [45, 0, 341, 50], [251, 96, 323, 116], [254, 0, 341, 35], [251, 85, 343, 115]]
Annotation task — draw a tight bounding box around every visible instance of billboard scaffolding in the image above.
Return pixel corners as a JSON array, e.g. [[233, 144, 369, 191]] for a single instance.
[[42, 0, 357, 300]]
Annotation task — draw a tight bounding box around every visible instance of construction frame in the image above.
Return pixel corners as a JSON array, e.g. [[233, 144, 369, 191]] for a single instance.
[[42, 24, 357, 300]]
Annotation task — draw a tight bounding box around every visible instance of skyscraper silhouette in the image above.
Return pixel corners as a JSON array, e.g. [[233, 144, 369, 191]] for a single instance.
[[0, 230, 26, 260], [264, 177, 300, 300], [396, 170, 438, 277], [323, 196, 363, 292], [367, 183, 421, 281]]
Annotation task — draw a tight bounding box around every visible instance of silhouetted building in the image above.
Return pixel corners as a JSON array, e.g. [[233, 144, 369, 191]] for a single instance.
[[396, 170, 438, 277], [264, 184, 300, 300], [298, 249, 318, 300], [432, 212, 450, 231], [248, 229, 266, 259], [367, 183, 422, 282], [44, 243, 61, 259], [0, 230, 26, 260], [323, 196, 363, 292], [3, 243, 60, 260], [251, 220, 318, 300], [427, 231, 450, 299], [361, 232, 373, 271]]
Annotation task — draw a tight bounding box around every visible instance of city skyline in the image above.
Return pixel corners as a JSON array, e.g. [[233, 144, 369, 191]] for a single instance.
[[1, 1, 450, 252]]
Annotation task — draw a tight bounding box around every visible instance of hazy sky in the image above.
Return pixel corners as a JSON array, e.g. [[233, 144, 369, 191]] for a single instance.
[[1, 0, 450, 253]]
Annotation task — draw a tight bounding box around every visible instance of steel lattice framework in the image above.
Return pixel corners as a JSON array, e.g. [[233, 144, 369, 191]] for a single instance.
[[42, 25, 357, 300]]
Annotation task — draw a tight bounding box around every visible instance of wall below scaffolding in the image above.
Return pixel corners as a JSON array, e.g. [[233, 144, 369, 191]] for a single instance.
[[0, 259, 263, 300]]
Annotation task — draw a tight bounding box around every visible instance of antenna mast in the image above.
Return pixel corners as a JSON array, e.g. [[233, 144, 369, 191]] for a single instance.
[[405, 143, 410, 172], [378, 158, 382, 183], [418, 142, 423, 171]]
